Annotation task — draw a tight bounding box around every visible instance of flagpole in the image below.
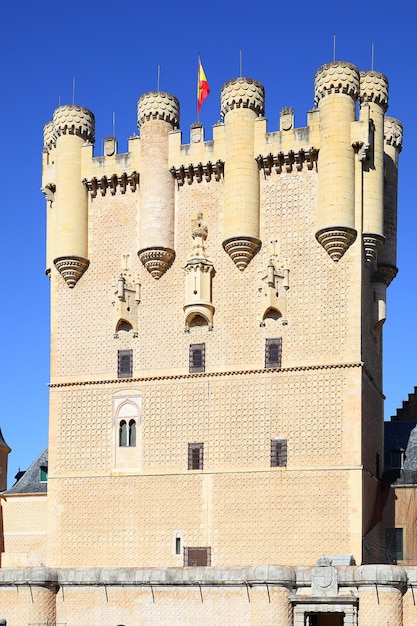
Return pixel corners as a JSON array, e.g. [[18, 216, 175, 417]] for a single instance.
[[371, 41, 374, 71], [197, 52, 200, 123], [240, 50, 242, 77], [157, 64, 160, 91], [333, 35, 336, 62]]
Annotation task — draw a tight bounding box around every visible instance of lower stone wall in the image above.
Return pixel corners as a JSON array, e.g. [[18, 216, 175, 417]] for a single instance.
[[0, 564, 415, 626]]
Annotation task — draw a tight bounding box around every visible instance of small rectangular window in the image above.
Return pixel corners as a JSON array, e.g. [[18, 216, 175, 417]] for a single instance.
[[39, 466, 48, 482], [270, 439, 287, 467], [189, 343, 205, 373], [265, 338, 282, 368], [385, 527, 404, 562], [118, 349, 133, 378], [188, 443, 204, 470], [390, 449, 404, 470], [184, 547, 211, 566]]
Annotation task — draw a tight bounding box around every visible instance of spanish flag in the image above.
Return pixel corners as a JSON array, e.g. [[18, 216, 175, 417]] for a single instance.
[[197, 59, 210, 114]]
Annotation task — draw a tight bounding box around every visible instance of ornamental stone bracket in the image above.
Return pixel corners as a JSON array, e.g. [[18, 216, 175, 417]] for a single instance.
[[54, 255, 90, 288], [170, 160, 224, 187], [83, 172, 139, 198], [138, 247, 175, 280], [315, 227, 357, 262], [256, 148, 318, 176]]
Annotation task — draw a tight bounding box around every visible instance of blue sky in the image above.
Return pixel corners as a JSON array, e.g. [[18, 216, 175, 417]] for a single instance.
[[0, 0, 415, 484]]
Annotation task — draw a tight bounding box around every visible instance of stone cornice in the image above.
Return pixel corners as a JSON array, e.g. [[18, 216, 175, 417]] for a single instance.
[[49, 361, 364, 388], [83, 172, 139, 197], [257, 148, 318, 175], [170, 160, 224, 186]]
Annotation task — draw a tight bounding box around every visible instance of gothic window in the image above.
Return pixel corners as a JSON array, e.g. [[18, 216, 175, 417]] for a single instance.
[[270, 439, 287, 467], [189, 343, 205, 373], [265, 337, 282, 368], [118, 349, 133, 378], [188, 443, 204, 470], [184, 547, 211, 566]]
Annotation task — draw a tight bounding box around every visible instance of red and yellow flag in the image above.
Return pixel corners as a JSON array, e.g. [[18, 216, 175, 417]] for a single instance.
[[197, 59, 210, 113]]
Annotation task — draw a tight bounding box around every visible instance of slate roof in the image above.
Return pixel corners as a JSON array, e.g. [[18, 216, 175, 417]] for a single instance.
[[384, 420, 417, 485], [5, 449, 48, 494]]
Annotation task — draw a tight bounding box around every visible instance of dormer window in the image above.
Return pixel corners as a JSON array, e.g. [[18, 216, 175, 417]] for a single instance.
[[39, 465, 48, 483], [390, 449, 405, 470]]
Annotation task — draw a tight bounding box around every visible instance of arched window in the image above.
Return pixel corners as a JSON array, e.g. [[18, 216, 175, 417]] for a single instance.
[[129, 419, 136, 447], [119, 420, 127, 447], [119, 419, 137, 447]]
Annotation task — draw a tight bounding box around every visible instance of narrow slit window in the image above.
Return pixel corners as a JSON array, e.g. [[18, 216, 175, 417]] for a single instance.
[[175, 535, 181, 555]]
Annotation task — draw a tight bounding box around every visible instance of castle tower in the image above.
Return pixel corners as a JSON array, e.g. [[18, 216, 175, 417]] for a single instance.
[[23, 60, 407, 626], [314, 61, 359, 261], [359, 70, 389, 263], [220, 78, 264, 270], [137, 91, 179, 279]]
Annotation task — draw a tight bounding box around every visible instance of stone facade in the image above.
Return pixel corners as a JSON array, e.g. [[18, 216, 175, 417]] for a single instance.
[[0, 60, 410, 624]]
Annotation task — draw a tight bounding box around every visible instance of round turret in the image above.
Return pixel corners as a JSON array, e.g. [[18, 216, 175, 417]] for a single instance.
[[360, 71, 389, 263], [314, 61, 360, 104], [384, 116, 403, 151], [43, 121, 56, 151], [359, 70, 389, 112], [52, 104, 95, 143], [137, 92, 179, 279], [51, 105, 95, 288], [377, 117, 403, 285], [314, 62, 360, 261], [220, 77, 265, 118], [220, 78, 265, 270], [137, 91, 180, 130]]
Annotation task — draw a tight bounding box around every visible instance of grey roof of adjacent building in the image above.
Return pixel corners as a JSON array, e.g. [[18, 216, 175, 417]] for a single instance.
[[4, 449, 48, 494]]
